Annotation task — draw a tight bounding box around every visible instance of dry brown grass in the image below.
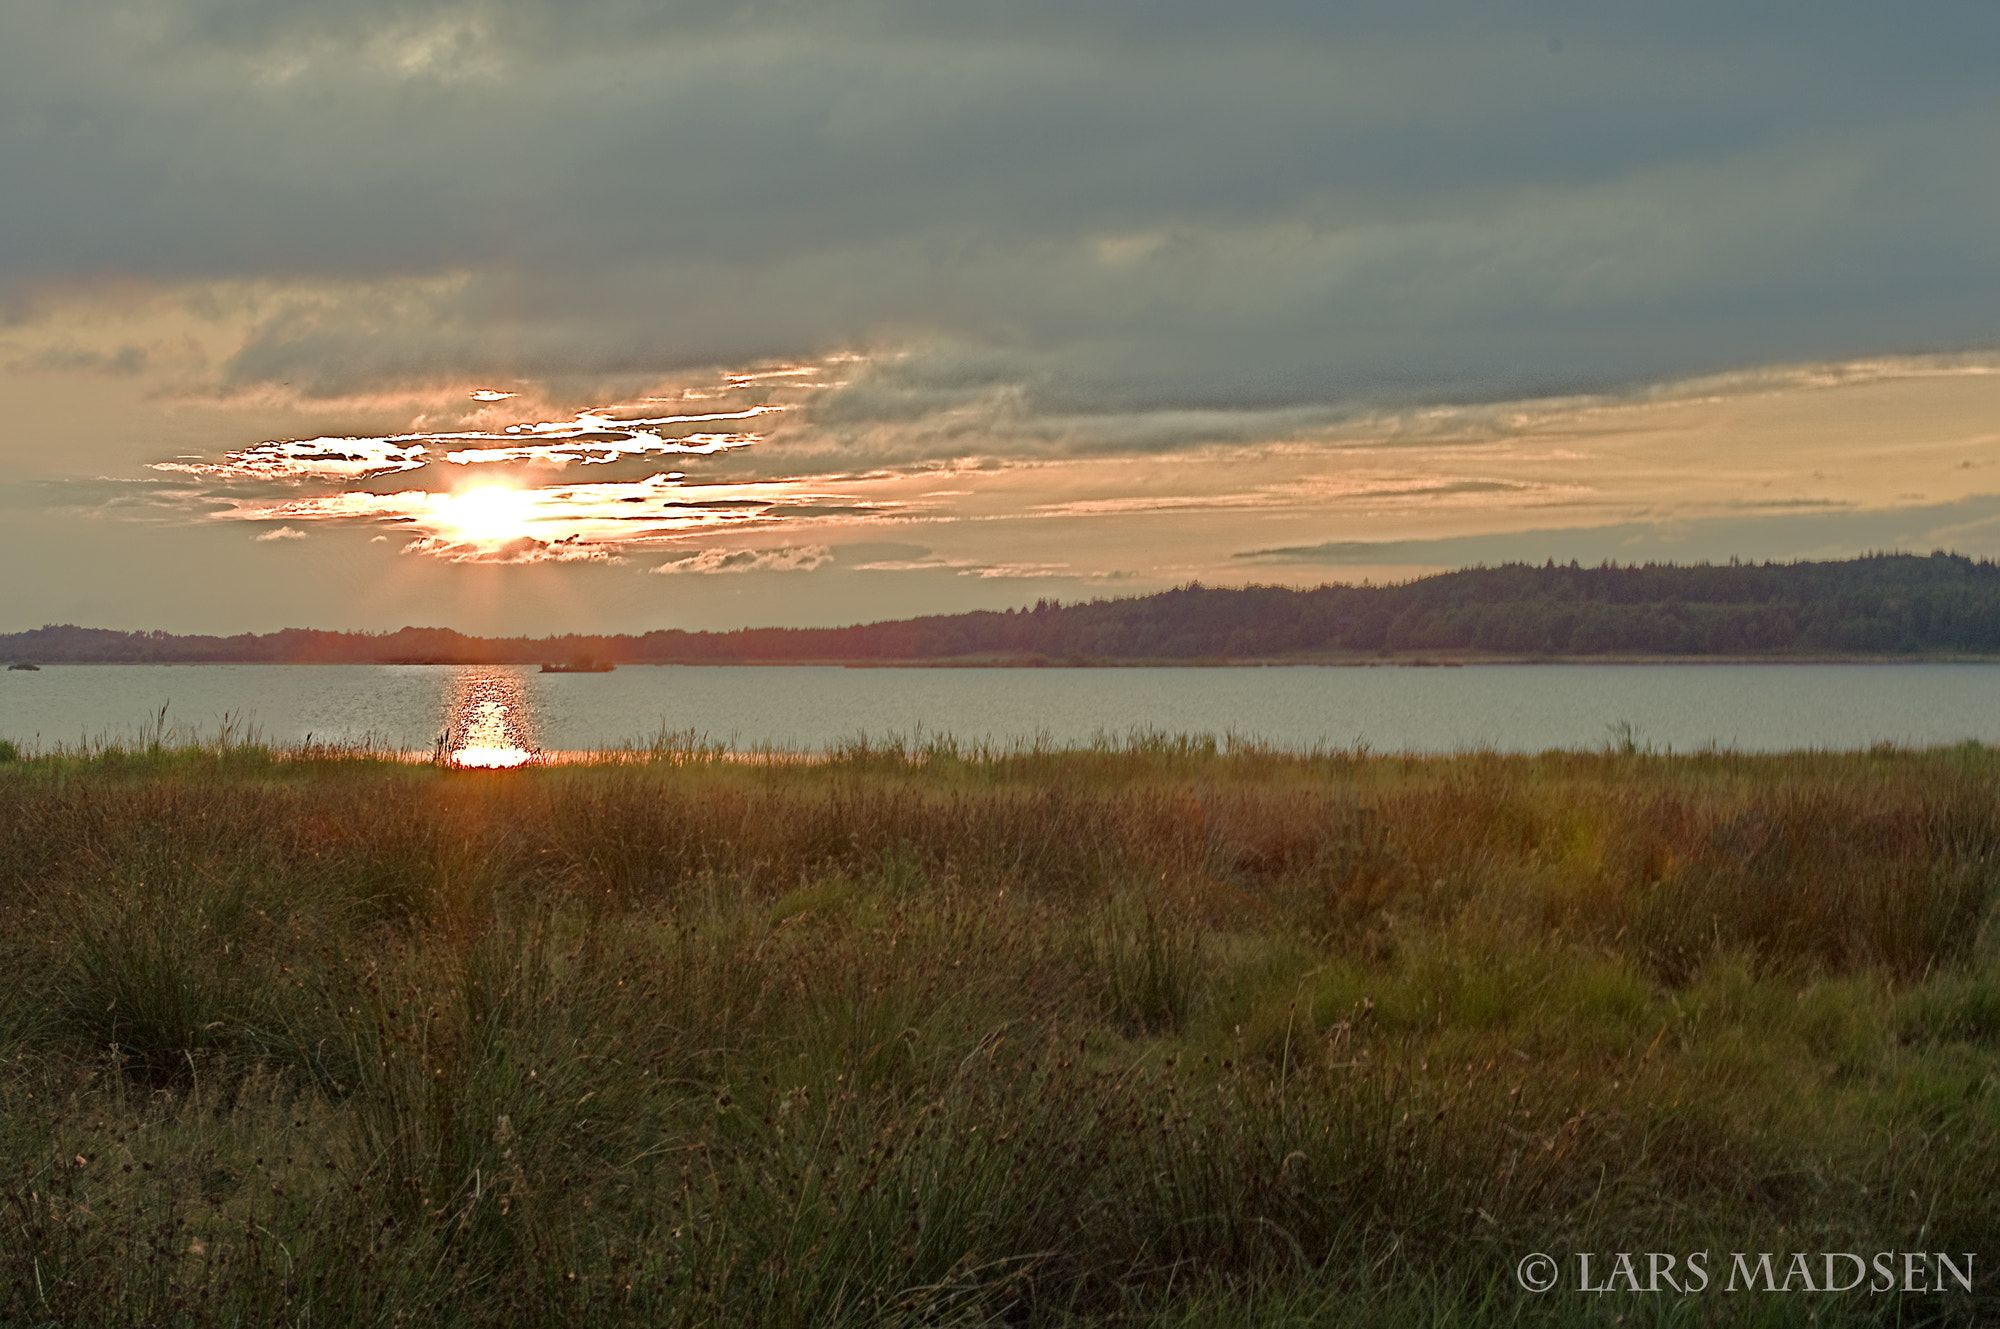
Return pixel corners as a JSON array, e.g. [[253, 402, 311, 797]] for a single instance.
[[0, 739, 1993, 1325]]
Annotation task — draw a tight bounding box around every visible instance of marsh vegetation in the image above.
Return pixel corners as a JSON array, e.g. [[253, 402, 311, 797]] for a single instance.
[[0, 733, 1995, 1325]]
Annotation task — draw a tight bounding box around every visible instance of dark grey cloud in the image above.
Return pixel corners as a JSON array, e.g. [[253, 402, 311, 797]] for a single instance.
[[8, 344, 148, 376], [5, 0, 1999, 414]]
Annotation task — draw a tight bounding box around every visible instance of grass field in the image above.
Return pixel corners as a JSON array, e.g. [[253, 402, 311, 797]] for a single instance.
[[0, 733, 1995, 1326]]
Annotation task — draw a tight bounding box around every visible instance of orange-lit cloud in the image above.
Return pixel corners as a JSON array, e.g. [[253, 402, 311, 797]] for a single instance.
[[154, 403, 784, 482], [653, 545, 834, 575], [31, 336, 2000, 642], [166, 363, 860, 562], [140, 349, 2000, 590], [404, 533, 620, 565], [216, 470, 871, 553]]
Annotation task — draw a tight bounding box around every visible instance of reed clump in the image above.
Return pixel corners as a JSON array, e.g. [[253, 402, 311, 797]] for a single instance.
[[0, 738, 1994, 1325]]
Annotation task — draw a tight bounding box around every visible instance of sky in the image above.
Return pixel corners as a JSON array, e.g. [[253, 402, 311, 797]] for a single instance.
[[5, 1, 2000, 636]]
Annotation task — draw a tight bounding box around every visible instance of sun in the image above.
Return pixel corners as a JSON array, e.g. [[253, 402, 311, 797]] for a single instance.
[[436, 484, 535, 544]]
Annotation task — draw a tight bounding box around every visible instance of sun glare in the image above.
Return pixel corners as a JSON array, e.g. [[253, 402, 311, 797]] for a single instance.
[[438, 485, 534, 544]]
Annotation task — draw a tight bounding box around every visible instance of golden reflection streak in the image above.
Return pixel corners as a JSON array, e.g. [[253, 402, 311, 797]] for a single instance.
[[444, 668, 536, 768]]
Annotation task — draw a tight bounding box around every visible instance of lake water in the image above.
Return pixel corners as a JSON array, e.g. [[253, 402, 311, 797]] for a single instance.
[[4, 663, 2000, 759]]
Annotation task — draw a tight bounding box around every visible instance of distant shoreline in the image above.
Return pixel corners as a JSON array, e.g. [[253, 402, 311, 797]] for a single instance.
[[13, 553, 2000, 666], [13, 652, 2000, 668]]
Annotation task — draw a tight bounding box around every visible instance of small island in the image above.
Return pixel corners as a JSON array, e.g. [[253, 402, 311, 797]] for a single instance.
[[540, 657, 615, 673]]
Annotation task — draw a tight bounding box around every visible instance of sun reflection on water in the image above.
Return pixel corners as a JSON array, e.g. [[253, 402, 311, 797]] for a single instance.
[[444, 668, 537, 768]]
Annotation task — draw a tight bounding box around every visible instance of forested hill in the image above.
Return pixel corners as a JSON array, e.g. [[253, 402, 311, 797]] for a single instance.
[[10, 552, 2000, 665]]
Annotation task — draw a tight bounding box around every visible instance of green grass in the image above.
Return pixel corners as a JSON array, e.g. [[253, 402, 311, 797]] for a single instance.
[[0, 737, 1994, 1325]]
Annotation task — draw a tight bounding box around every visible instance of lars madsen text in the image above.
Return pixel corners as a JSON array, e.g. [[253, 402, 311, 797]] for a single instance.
[[1514, 1251, 1975, 1295]]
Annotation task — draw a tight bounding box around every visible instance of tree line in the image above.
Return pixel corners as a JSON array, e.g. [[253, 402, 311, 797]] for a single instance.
[[9, 552, 2000, 665]]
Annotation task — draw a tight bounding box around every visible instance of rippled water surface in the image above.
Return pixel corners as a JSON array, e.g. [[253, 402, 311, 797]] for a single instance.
[[6, 662, 2000, 756]]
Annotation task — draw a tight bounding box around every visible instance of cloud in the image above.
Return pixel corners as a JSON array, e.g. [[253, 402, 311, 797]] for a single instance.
[[252, 524, 306, 541], [210, 468, 819, 555], [653, 545, 834, 575], [155, 374, 797, 481], [83, 342, 2000, 588], [832, 542, 935, 566], [403, 533, 619, 565], [16, 4, 2000, 637], [1235, 497, 2000, 570], [5, 2, 2000, 418], [8, 344, 149, 376], [147, 367, 872, 561], [969, 563, 1072, 579]]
